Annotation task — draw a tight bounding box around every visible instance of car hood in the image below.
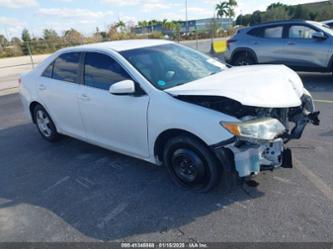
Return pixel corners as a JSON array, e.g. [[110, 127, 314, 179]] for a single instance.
[[165, 65, 304, 108]]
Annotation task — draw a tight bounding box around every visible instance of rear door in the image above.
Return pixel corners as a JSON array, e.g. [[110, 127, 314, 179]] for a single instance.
[[283, 24, 330, 69], [247, 24, 287, 64], [37, 52, 86, 138], [77, 52, 150, 158]]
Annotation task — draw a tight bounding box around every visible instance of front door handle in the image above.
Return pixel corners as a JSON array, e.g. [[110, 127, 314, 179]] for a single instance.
[[39, 84, 46, 91], [79, 94, 90, 102], [288, 42, 296, 45]]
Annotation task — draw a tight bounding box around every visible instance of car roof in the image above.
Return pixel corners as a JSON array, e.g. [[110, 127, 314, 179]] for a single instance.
[[249, 19, 311, 28], [60, 39, 173, 53]]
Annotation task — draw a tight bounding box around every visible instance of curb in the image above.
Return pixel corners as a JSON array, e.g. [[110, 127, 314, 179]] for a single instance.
[[0, 87, 19, 96]]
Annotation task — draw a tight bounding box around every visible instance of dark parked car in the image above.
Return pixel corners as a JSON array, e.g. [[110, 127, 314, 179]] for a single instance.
[[224, 20, 333, 74]]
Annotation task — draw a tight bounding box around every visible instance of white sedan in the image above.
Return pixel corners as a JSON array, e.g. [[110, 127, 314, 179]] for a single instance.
[[19, 40, 320, 192]]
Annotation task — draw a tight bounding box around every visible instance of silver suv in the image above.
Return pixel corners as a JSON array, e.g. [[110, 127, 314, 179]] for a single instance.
[[224, 20, 333, 73]]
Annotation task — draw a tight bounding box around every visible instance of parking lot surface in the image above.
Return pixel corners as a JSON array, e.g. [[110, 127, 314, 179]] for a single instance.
[[0, 52, 333, 241]]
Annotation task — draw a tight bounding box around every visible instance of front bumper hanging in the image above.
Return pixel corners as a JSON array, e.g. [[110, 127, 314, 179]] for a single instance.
[[212, 138, 294, 178]]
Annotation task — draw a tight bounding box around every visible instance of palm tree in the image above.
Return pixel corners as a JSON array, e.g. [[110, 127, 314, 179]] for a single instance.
[[148, 19, 158, 32], [162, 19, 168, 31], [138, 20, 148, 34], [227, 0, 238, 26], [116, 20, 126, 32], [216, 2, 228, 19], [216, 0, 237, 27]]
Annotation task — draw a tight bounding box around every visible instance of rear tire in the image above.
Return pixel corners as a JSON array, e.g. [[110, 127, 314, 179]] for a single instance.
[[233, 52, 256, 66], [163, 135, 222, 192], [33, 105, 61, 142]]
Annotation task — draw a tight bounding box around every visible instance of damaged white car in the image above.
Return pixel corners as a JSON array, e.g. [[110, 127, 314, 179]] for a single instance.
[[20, 40, 320, 192]]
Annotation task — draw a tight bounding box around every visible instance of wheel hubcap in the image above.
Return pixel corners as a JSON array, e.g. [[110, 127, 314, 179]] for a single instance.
[[171, 148, 206, 185], [238, 60, 250, 66], [36, 110, 52, 137]]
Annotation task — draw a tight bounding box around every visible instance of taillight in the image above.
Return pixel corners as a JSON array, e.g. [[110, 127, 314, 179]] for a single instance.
[[227, 39, 236, 50], [18, 78, 21, 85]]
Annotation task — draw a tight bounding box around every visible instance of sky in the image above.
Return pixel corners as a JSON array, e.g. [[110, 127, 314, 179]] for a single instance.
[[0, 0, 325, 39]]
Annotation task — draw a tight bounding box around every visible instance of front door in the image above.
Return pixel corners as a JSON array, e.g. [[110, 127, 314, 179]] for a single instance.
[[78, 52, 150, 158], [283, 24, 330, 69]]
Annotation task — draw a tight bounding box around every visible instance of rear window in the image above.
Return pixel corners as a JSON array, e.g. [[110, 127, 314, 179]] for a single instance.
[[264, 26, 283, 38], [248, 25, 283, 38], [42, 62, 53, 78], [53, 52, 80, 83], [248, 27, 264, 37]]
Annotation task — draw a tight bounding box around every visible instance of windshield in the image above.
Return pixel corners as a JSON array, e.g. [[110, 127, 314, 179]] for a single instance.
[[120, 44, 226, 90]]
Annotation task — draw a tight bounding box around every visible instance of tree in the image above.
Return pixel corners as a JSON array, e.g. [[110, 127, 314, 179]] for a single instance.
[[116, 20, 126, 32], [64, 28, 84, 45], [11, 37, 22, 45], [21, 29, 32, 55], [43, 29, 58, 40], [235, 14, 252, 26], [216, 0, 237, 27], [227, 0, 238, 22], [262, 6, 291, 22], [21, 28, 31, 42], [250, 10, 262, 25], [0, 35, 8, 47], [100, 31, 108, 40], [267, 2, 288, 10], [162, 19, 168, 30], [163, 21, 181, 40], [138, 20, 148, 34], [216, 2, 228, 19]]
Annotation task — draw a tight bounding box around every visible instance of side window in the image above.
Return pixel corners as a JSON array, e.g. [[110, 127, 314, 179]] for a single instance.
[[248, 27, 264, 37], [84, 52, 130, 90], [53, 52, 80, 83], [42, 62, 53, 78], [264, 26, 283, 38], [289, 25, 316, 39]]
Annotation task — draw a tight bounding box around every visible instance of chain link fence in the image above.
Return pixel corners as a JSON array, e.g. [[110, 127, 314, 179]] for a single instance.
[[0, 26, 235, 92]]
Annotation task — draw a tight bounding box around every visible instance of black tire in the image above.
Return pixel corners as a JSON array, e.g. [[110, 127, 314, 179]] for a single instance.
[[233, 52, 256, 66], [163, 135, 222, 192], [33, 105, 61, 142]]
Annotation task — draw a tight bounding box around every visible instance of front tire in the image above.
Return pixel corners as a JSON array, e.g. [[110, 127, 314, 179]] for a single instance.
[[163, 135, 222, 192], [33, 105, 61, 142]]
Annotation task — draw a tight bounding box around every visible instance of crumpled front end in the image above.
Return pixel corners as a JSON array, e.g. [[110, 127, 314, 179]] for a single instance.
[[212, 91, 320, 178]]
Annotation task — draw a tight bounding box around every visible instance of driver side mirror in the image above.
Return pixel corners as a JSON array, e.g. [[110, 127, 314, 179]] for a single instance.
[[109, 80, 135, 95], [312, 31, 326, 40]]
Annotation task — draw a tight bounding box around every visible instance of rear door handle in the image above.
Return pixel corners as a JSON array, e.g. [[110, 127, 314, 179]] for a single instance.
[[39, 84, 46, 91], [288, 42, 296, 45], [79, 94, 90, 102]]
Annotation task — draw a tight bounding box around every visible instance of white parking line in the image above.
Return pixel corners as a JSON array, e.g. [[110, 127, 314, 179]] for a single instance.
[[43, 176, 70, 193], [294, 158, 333, 204], [314, 99, 333, 104], [97, 202, 129, 229]]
